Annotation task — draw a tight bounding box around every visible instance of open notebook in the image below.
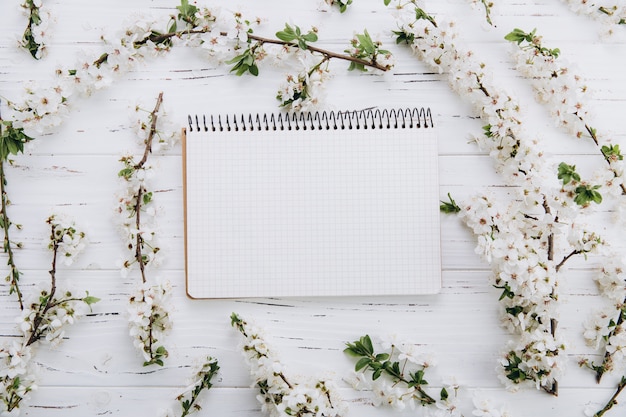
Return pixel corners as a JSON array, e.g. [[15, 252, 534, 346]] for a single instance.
[[183, 108, 440, 298]]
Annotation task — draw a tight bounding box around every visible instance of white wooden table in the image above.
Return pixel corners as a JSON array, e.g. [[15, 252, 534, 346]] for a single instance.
[[1, 0, 626, 415]]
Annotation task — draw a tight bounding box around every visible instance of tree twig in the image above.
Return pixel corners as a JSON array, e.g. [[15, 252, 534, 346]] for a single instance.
[[594, 376, 626, 417], [0, 158, 23, 310], [133, 92, 163, 284]]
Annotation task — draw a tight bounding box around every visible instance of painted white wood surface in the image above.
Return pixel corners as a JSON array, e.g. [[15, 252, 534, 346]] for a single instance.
[[1, 0, 626, 416]]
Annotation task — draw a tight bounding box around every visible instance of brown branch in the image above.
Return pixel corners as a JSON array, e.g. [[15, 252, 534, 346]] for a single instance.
[[134, 92, 163, 170], [132, 28, 392, 72], [596, 306, 625, 383], [555, 249, 583, 272], [132, 92, 163, 284], [247, 33, 390, 72], [594, 377, 626, 417], [0, 159, 23, 310], [25, 224, 59, 347]]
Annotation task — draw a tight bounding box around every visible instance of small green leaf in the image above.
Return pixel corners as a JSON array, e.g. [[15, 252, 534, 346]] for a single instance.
[[168, 18, 177, 34], [440, 193, 461, 214], [557, 162, 580, 185], [302, 32, 318, 43], [356, 31, 376, 54], [355, 357, 371, 371], [276, 30, 296, 42], [440, 387, 449, 401], [361, 335, 374, 355], [375, 353, 390, 362], [83, 295, 101, 305], [504, 28, 530, 44], [574, 184, 602, 206], [601, 144, 623, 162], [118, 167, 134, 180], [393, 30, 414, 45]]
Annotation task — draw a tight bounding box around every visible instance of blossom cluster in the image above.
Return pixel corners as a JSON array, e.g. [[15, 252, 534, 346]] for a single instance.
[[581, 257, 626, 380], [17, 284, 96, 348], [117, 94, 177, 367], [1, 214, 95, 416], [116, 96, 179, 278], [128, 280, 173, 367], [345, 334, 444, 413], [16, 214, 95, 348], [276, 55, 333, 111], [231, 313, 347, 417], [507, 28, 626, 206], [387, 0, 613, 395], [0, 342, 35, 417], [5, 0, 391, 142], [5, 4, 226, 138], [174, 356, 220, 417], [345, 334, 514, 417], [560, 0, 626, 38], [19, 0, 51, 59], [46, 213, 87, 266]]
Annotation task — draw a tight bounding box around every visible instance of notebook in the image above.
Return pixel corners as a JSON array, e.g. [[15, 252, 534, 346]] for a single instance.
[[183, 108, 440, 298]]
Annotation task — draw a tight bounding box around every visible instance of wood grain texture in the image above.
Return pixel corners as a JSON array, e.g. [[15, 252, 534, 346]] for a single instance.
[[1, 0, 626, 415]]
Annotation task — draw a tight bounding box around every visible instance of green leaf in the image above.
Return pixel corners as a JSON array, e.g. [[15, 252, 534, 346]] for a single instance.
[[574, 184, 602, 206], [361, 335, 374, 355], [504, 28, 530, 44], [505, 305, 524, 317], [356, 31, 376, 54], [375, 353, 390, 362], [83, 295, 101, 305], [440, 193, 461, 214], [302, 32, 318, 43], [440, 387, 449, 401], [601, 144, 623, 162], [249, 64, 259, 76], [494, 282, 514, 301], [557, 162, 580, 185], [276, 29, 296, 42], [143, 191, 153, 205], [355, 357, 371, 371], [0, 122, 33, 161], [168, 18, 177, 34], [415, 8, 437, 26], [225, 52, 246, 65], [384, 0, 392, 5], [393, 30, 414, 45], [118, 167, 134, 180], [177, 0, 199, 23]]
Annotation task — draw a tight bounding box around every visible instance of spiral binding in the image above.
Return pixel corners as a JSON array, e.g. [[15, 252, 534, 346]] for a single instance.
[[187, 108, 433, 132]]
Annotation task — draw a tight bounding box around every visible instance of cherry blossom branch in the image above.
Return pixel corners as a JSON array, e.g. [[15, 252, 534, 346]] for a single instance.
[[506, 28, 626, 198], [118, 93, 174, 367], [0, 160, 23, 310], [386, 0, 611, 397], [133, 92, 162, 284], [594, 377, 626, 417], [247, 33, 391, 72]]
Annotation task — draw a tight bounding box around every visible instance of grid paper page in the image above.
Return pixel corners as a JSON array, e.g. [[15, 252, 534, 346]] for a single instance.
[[184, 123, 440, 298]]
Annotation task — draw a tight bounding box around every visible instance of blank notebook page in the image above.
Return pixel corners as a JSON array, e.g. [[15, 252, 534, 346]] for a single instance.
[[184, 109, 441, 298]]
